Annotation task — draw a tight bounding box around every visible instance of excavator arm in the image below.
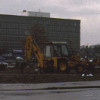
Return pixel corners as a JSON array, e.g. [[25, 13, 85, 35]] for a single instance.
[[24, 35, 44, 68]]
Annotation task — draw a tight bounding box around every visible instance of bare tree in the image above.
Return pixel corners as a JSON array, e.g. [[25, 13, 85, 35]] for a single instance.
[[30, 24, 47, 50]]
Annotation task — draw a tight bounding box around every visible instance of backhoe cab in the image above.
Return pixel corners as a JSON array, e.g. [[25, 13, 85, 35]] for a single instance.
[[43, 42, 72, 72]]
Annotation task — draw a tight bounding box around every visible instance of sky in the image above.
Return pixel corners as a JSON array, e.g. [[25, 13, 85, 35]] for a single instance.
[[0, 0, 100, 46]]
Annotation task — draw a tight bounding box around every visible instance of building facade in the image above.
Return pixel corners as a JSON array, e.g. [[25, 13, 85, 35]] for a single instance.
[[0, 14, 80, 53]]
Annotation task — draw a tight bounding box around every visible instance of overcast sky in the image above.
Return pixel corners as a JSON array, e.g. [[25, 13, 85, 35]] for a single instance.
[[0, 0, 100, 46]]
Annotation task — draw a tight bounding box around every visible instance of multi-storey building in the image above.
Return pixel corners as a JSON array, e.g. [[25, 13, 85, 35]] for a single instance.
[[0, 11, 80, 53]]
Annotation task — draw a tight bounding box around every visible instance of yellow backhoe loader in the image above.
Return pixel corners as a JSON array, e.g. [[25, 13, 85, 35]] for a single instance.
[[22, 34, 90, 74]]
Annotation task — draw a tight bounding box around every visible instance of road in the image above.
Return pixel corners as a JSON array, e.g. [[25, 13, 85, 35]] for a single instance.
[[0, 81, 100, 100]]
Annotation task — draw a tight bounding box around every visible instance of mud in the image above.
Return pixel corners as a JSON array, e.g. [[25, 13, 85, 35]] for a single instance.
[[0, 68, 100, 83]]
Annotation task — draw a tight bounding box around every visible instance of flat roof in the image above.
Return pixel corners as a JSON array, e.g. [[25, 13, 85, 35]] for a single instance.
[[0, 14, 80, 21]]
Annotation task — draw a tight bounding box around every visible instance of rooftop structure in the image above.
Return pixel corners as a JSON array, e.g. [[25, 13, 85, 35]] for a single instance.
[[21, 10, 50, 17]]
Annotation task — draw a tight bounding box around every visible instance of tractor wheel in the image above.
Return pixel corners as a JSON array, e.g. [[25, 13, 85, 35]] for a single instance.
[[75, 64, 84, 74], [59, 61, 67, 72], [45, 60, 54, 73]]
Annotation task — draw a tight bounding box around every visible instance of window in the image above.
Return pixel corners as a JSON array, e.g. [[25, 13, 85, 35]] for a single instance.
[[61, 45, 69, 56], [53, 45, 61, 57], [45, 45, 52, 58]]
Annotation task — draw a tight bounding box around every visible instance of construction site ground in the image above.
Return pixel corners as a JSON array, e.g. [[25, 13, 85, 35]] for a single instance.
[[0, 67, 100, 83]]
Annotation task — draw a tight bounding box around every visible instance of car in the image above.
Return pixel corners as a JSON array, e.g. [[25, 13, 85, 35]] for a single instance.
[[0, 61, 8, 66], [0, 62, 8, 71]]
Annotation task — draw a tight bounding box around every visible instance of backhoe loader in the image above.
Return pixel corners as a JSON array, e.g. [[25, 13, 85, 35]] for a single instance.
[[22, 34, 89, 74]]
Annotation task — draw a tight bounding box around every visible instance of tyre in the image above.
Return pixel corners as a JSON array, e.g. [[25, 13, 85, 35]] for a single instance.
[[43, 60, 54, 73], [59, 61, 67, 72], [75, 64, 84, 74]]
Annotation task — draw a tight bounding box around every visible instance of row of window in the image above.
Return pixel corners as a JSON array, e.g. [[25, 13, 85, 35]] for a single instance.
[[0, 20, 80, 30], [0, 29, 79, 39], [0, 35, 79, 41], [46, 31, 79, 37], [46, 26, 80, 33], [0, 45, 22, 51], [0, 29, 29, 36], [0, 41, 23, 46], [0, 23, 33, 29], [44, 19, 80, 26], [0, 35, 25, 41]]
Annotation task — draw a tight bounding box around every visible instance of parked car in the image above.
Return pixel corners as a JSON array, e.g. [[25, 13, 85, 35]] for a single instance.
[[0, 61, 8, 70]]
